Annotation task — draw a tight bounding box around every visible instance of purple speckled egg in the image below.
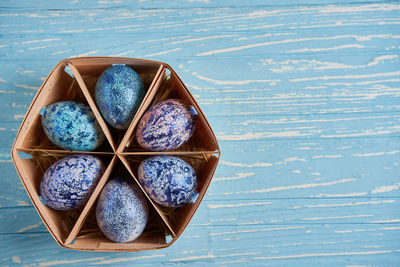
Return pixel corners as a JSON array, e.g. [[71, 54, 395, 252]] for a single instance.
[[138, 155, 198, 208], [40, 154, 105, 211], [136, 99, 197, 151], [96, 177, 149, 243]]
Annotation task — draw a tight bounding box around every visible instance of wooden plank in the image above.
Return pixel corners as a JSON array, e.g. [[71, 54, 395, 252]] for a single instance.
[[2, 135, 400, 208], [1, 51, 400, 120], [4, 112, 400, 145], [2, 197, 400, 234], [0, 0, 386, 9], [0, 223, 400, 266], [0, 4, 399, 37]]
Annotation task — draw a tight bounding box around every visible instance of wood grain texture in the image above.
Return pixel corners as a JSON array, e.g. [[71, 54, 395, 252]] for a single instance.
[[1, 0, 400, 266]]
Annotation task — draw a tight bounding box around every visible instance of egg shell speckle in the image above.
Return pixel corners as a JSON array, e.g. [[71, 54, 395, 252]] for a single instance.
[[41, 101, 105, 151], [95, 65, 146, 129], [96, 177, 149, 243], [136, 99, 197, 151], [40, 154, 105, 211], [138, 155, 198, 208]]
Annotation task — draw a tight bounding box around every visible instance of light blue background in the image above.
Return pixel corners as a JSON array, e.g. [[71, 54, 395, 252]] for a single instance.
[[1, 0, 400, 266]]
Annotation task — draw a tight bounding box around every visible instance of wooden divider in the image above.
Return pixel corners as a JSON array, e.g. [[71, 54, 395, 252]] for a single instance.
[[121, 66, 165, 151], [65, 155, 117, 245]]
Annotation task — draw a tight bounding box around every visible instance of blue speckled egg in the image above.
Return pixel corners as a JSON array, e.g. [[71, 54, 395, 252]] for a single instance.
[[40, 154, 105, 211], [136, 99, 197, 151], [96, 177, 149, 243], [95, 65, 146, 129], [138, 156, 198, 208], [41, 101, 105, 151]]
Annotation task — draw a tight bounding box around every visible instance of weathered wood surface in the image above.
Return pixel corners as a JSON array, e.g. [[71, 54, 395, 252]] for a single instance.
[[1, 0, 400, 266]]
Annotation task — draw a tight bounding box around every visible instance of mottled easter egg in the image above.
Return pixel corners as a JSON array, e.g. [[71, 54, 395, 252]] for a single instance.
[[136, 99, 197, 151], [95, 65, 146, 129], [96, 177, 149, 243], [40, 154, 105, 211], [138, 156, 197, 208], [41, 101, 105, 151]]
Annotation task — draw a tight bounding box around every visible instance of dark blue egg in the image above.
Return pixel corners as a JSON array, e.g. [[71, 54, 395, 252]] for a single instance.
[[95, 65, 146, 129], [41, 101, 105, 151], [138, 156, 197, 208], [96, 177, 149, 243], [40, 154, 105, 211], [136, 99, 197, 151]]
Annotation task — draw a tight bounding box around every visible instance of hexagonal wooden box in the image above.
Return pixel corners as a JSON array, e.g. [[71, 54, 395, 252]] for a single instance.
[[11, 57, 220, 252]]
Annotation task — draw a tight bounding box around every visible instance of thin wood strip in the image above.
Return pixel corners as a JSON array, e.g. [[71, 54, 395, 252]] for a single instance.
[[167, 66, 220, 151], [64, 155, 117, 245], [67, 63, 117, 151], [11, 60, 67, 150], [169, 153, 220, 246], [118, 154, 177, 237], [120, 66, 166, 151], [120, 150, 220, 156], [11, 148, 67, 247], [123, 64, 219, 153], [69, 57, 165, 69], [16, 147, 115, 155]]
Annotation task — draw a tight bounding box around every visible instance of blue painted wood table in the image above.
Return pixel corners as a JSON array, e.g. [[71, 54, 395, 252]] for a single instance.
[[1, 0, 400, 266]]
